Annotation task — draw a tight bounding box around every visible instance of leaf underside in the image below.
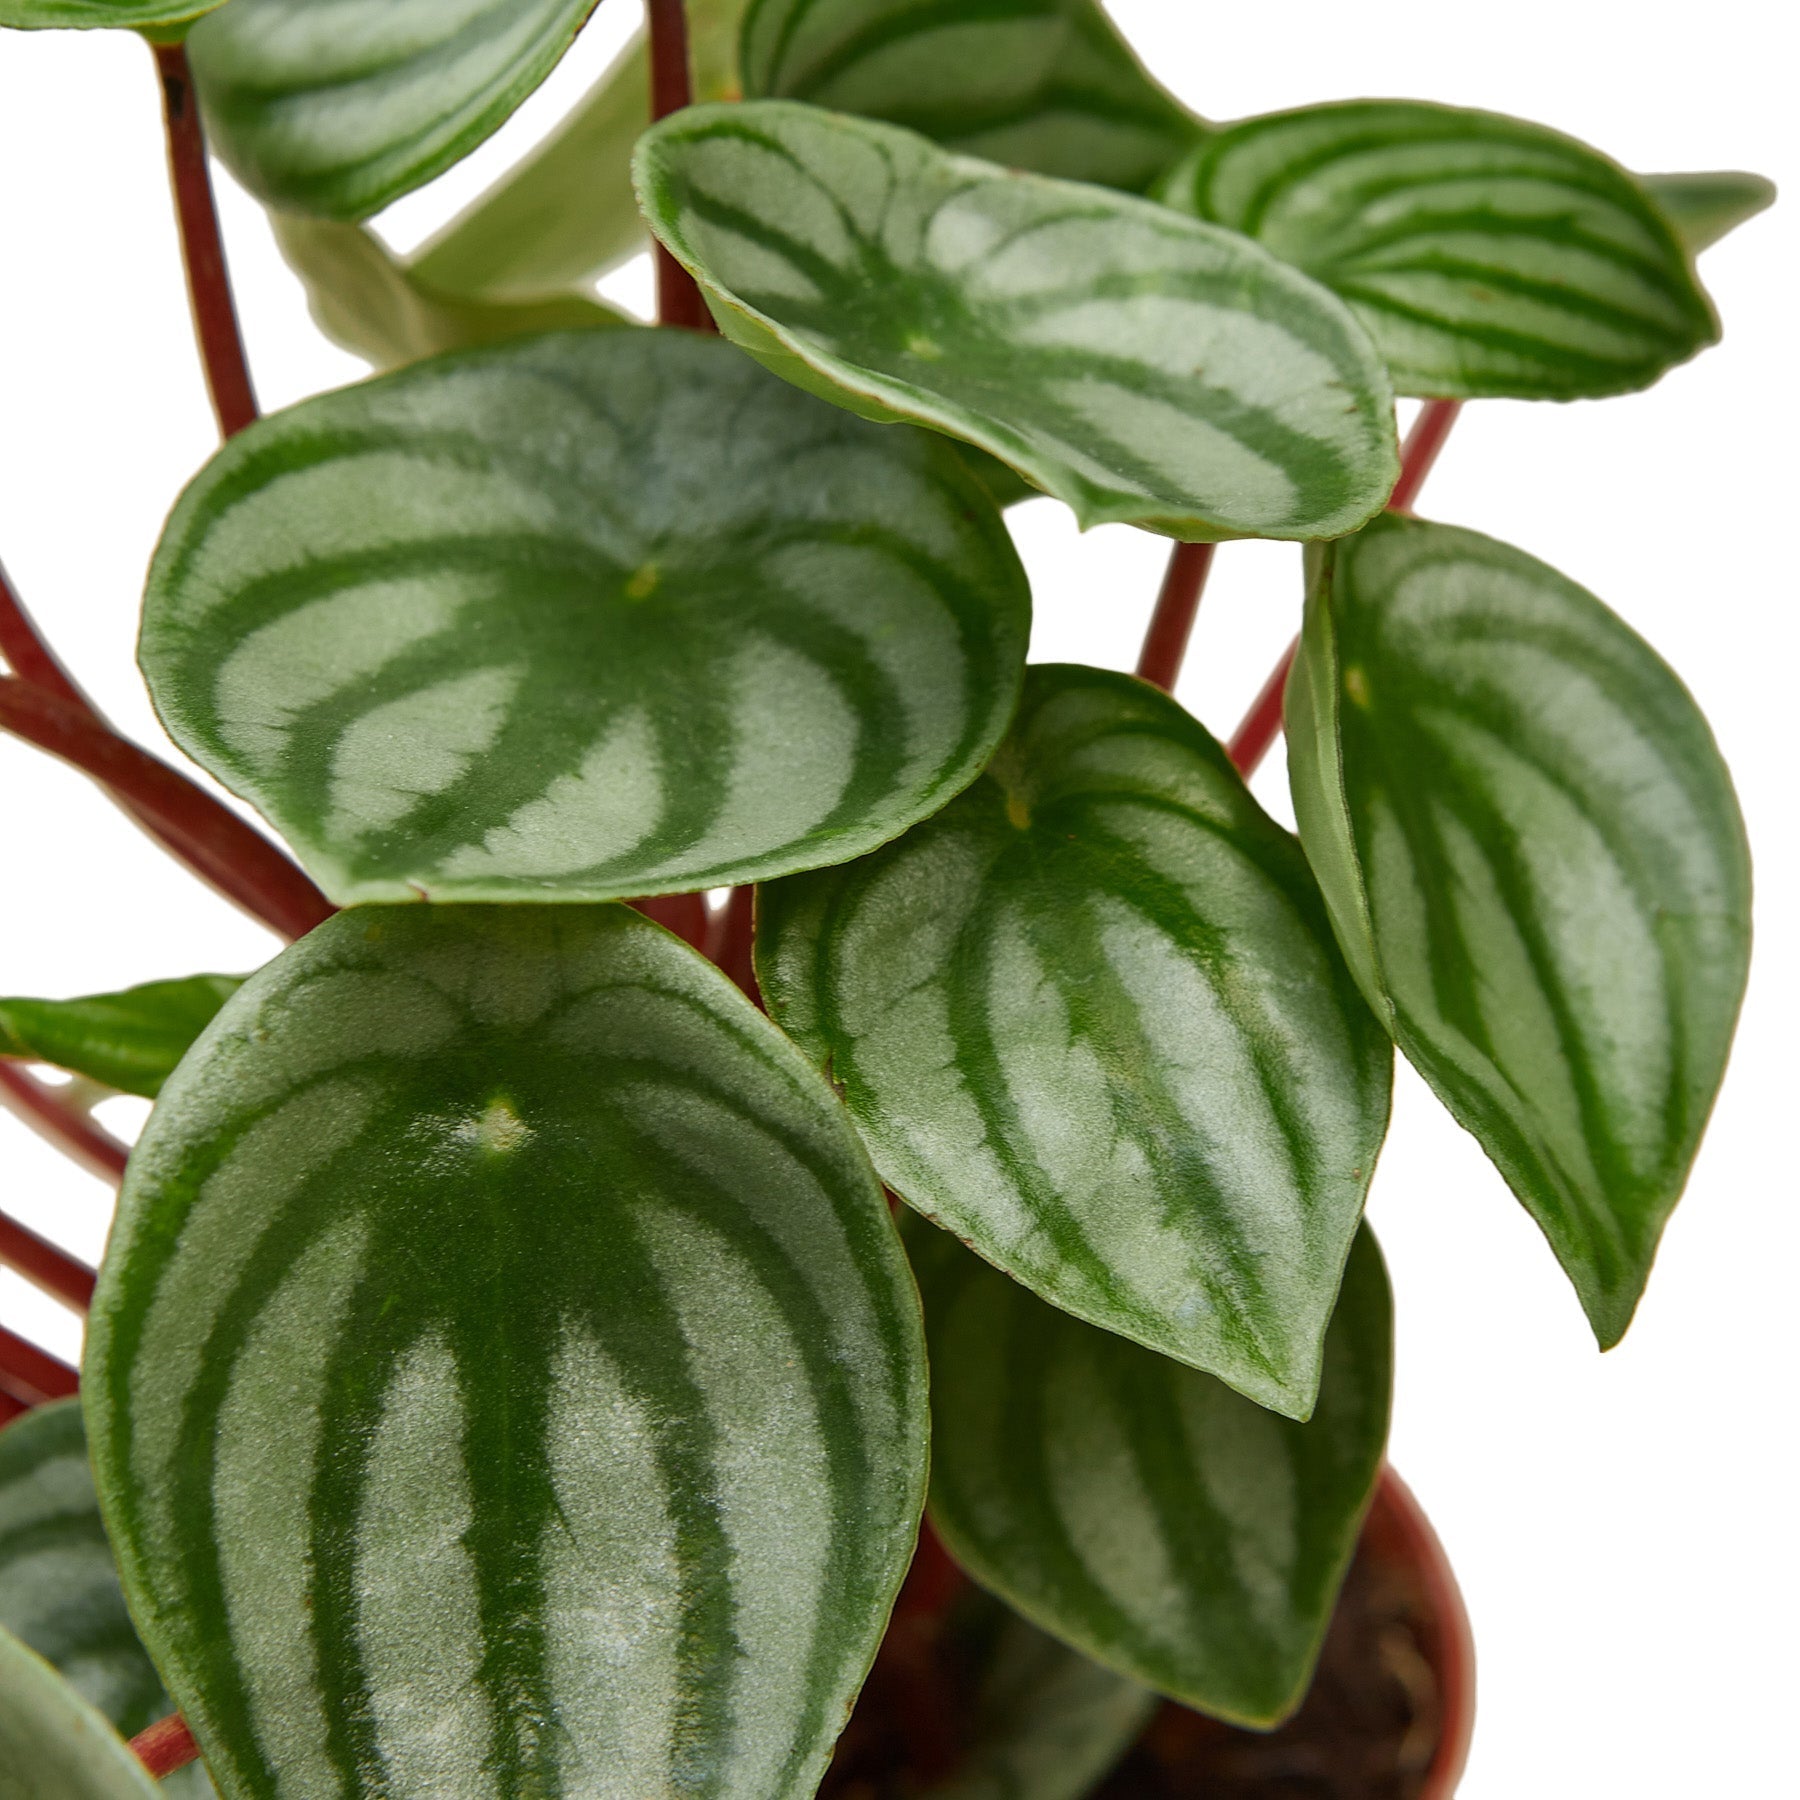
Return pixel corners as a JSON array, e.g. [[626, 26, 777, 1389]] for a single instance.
[[85, 903, 928, 1800], [0, 1623, 162, 1800], [141, 329, 1030, 906], [1160, 99, 1720, 400], [913, 1219, 1393, 1728], [1287, 514, 1751, 1345], [0, 0, 217, 25], [0, 976, 242, 1099], [759, 664, 1393, 1419], [636, 100, 1400, 542]]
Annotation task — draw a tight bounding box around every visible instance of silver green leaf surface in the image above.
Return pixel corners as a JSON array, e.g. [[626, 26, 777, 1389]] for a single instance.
[[1159, 100, 1720, 400], [636, 101, 1400, 542], [0, 976, 241, 1099], [141, 329, 1029, 905], [0, 1625, 161, 1800], [1287, 514, 1751, 1346], [739, 0, 1200, 194], [187, 0, 603, 221], [85, 903, 928, 1800], [759, 665, 1393, 1419], [0, 0, 218, 26], [1642, 170, 1777, 255], [913, 1219, 1392, 1728]]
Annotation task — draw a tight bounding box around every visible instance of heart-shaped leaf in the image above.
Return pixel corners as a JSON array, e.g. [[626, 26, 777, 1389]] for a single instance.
[[1158, 100, 1720, 400], [0, 1624, 161, 1800], [0, 976, 241, 1099], [85, 903, 928, 1800], [636, 101, 1400, 542], [0, 0, 218, 26], [141, 329, 1029, 906], [738, 0, 1200, 195], [186, 0, 603, 221], [1643, 170, 1777, 256], [759, 664, 1392, 1419], [1287, 514, 1751, 1346], [911, 1218, 1392, 1728], [0, 1403, 216, 1799]]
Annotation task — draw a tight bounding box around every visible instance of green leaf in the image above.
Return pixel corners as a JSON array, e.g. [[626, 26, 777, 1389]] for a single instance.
[[271, 214, 631, 372], [1287, 514, 1751, 1346], [0, 1404, 215, 1800], [0, 0, 217, 27], [186, 0, 604, 221], [0, 1625, 161, 1800], [1642, 170, 1777, 255], [635, 101, 1401, 543], [1158, 100, 1720, 400], [0, 976, 241, 1100], [85, 903, 928, 1800], [141, 328, 1029, 906], [758, 664, 1392, 1419], [911, 1218, 1392, 1728], [738, 0, 1201, 195]]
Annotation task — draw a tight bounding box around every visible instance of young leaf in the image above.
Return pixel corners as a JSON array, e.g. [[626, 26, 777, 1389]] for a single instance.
[[0, 1628, 164, 1800], [1287, 515, 1751, 1347], [758, 665, 1392, 1419], [85, 903, 928, 1800], [0, 976, 241, 1099], [1642, 170, 1777, 255], [1158, 100, 1720, 400], [185, 0, 604, 221], [635, 101, 1401, 543], [141, 329, 1029, 906], [738, 0, 1201, 195], [0, 1403, 216, 1799], [0, 0, 219, 27], [912, 1219, 1392, 1729], [272, 215, 631, 372]]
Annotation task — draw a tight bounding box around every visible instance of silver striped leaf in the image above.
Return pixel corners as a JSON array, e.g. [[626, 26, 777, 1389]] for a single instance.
[[1287, 515, 1751, 1347], [911, 1219, 1392, 1729], [1642, 170, 1778, 256], [141, 329, 1029, 907], [85, 903, 929, 1800], [0, 1403, 215, 1800], [187, 0, 603, 221], [738, 0, 1200, 195], [634, 101, 1401, 543], [1157, 100, 1720, 400], [0, 1625, 162, 1800], [758, 664, 1393, 1419]]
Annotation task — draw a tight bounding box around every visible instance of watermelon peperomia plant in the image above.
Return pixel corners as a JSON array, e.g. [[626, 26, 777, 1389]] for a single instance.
[[0, 1, 1770, 1795]]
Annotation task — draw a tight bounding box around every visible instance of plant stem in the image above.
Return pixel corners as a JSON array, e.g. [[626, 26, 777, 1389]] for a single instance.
[[0, 1204, 96, 1312], [0, 677, 334, 943], [646, 0, 713, 332], [131, 1714, 202, 1778], [1225, 641, 1298, 777], [0, 1063, 130, 1183], [1136, 542, 1216, 693], [0, 558, 91, 710], [709, 886, 761, 1002], [0, 1322, 79, 1409], [152, 41, 258, 439]]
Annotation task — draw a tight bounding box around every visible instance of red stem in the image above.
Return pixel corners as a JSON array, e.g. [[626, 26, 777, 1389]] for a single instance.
[[0, 1322, 79, 1409], [0, 1392, 26, 1426], [0, 678, 334, 943], [0, 1204, 96, 1312], [0, 558, 90, 711], [647, 0, 714, 333], [0, 1063, 130, 1184], [708, 886, 761, 1004], [131, 1714, 203, 1778], [153, 42, 258, 440], [1135, 542, 1216, 693], [1225, 640, 1298, 778]]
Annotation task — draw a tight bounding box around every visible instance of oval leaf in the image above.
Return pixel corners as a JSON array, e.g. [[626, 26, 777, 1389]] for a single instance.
[[912, 1218, 1392, 1728], [0, 976, 242, 1099], [85, 903, 928, 1800], [759, 664, 1392, 1419], [0, 0, 218, 26], [186, 0, 603, 220], [739, 0, 1200, 194], [1159, 100, 1720, 400], [0, 1625, 161, 1800], [1287, 514, 1751, 1346], [635, 101, 1400, 542], [141, 329, 1030, 906], [1643, 169, 1777, 256]]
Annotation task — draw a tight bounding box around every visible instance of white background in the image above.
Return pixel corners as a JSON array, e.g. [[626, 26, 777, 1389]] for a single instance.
[[0, 3, 1794, 1793]]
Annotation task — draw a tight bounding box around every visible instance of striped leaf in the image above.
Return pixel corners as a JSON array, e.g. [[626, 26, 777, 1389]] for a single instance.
[[0, 976, 241, 1100], [635, 101, 1401, 543], [1287, 514, 1752, 1346], [141, 329, 1029, 906], [85, 903, 928, 1800], [186, 0, 603, 221], [1643, 170, 1778, 255], [0, 1625, 162, 1800], [0, 0, 219, 27], [0, 1403, 215, 1799], [738, 0, 1200, 195], [1158, 100, 1720, 400], [911, 1218, 1392, 1728], [758, 664, 1393, 1419]]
